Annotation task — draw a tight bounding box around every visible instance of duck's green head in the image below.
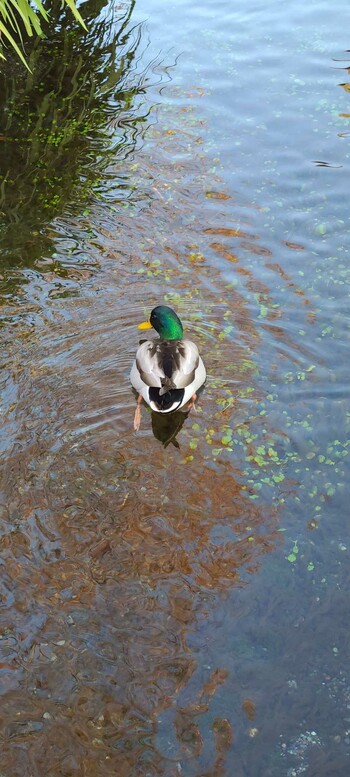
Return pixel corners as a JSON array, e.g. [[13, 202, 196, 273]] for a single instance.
[[138, 305, 183, 340]]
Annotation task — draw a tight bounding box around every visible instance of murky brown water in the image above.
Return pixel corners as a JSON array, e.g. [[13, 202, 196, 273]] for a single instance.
[[1, 0, 350, 775]]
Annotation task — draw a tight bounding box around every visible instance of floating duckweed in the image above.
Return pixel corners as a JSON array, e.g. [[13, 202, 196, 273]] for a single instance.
[[286, 541, 299, 564]]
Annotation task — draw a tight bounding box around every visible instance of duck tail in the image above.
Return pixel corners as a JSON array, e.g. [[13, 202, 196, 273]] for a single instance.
[[149, 387, 184, 411], [159, 376, 176, 397]]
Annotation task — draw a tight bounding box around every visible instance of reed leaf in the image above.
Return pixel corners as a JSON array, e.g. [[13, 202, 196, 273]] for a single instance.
[[0, 0, 87, 68]]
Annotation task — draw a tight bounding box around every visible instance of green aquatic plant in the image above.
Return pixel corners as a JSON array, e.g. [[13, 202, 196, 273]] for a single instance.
[[286, 541, 299, 563]]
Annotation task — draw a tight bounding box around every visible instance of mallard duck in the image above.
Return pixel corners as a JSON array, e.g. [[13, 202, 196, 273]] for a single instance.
[[131, 305, 206, 431]]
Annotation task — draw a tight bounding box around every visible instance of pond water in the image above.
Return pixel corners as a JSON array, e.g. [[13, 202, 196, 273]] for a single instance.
[[1, 0, 350, 774]]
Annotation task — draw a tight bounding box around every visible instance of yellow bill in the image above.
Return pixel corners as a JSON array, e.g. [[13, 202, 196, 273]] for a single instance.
[[138, 320, 153, 330]]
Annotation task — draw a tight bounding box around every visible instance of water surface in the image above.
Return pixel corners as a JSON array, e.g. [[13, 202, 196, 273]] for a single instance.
[[0, 0, 350, 775]]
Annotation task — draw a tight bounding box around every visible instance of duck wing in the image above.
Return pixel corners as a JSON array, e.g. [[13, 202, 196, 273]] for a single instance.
[[167, 339, 200, 388]]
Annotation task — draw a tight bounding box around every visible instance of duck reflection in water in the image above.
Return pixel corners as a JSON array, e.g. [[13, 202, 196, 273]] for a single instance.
[[151, 408, 190, 448]]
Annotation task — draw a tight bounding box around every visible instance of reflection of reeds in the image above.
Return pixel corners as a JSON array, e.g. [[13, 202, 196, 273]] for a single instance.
[[0, 0, 145, 267]]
